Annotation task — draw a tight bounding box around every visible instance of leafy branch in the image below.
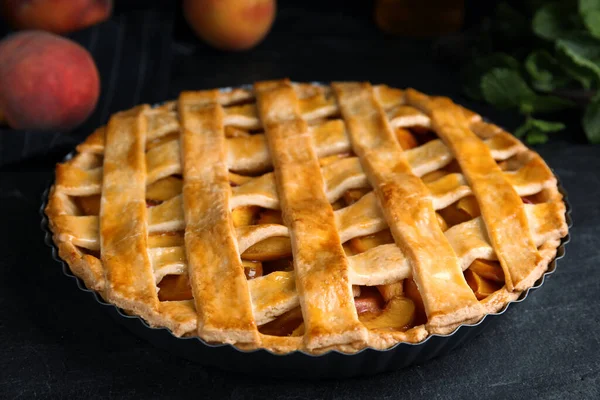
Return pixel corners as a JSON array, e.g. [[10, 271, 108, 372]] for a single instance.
[[463, 0, 600, 144]]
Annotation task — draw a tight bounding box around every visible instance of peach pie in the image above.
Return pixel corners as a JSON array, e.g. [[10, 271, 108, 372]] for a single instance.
[[45, 80, 569, 354]]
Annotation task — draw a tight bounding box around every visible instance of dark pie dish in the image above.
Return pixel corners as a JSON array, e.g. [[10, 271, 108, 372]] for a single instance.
[[41, 81, 572, 378]]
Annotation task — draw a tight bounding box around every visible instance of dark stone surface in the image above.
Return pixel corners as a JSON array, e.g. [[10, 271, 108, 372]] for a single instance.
[[0, 2, 598, 399]]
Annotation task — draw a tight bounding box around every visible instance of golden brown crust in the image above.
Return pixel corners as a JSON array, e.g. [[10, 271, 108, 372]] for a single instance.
[[255, 80, 367, 350], [100, 105, 160, 315], [406, 90, 543, 292], [179, 90, 259, 345], [44, 81, 569, 355], [333, 82, 483, 333]]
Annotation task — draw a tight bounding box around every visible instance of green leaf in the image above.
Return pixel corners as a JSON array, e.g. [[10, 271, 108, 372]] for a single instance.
[[480, 68, 575, 113], [516, 117, 566, 136], [525, 50, 573, 91], [462, 54, 520, 100], [515, 117, 566, 144], [582, 94, 600, 143], [481, 69, 535, 109], [579, 0, 600, 38], [529, 118, 567, 132], [526, 130, 550, 144], [555, 47, 598, 88], [533, 2, 580, 40], [556, 33, 600, 85]]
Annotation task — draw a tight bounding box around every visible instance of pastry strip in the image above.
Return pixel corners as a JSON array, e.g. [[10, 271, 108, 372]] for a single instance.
[[406, 89, 543, 291], [80, 200, 565, 326], [333, 82, 483, 331], [255, 80, 367, 350], [99, 105, 159, 314], [54, 132, 527, 201], [179, 90, 258, 344]]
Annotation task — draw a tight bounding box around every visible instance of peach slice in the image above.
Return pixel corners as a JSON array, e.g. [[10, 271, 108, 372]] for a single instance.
[[242, 236, 292, 261], [522, 193, 546, 204], [229, 172, 254, 186], [457, 196, 481, 218], [148, 232, 185, 248], [255, 208, 283, 225], [354, 286, 384, 314], [394, 127, 418, 150], [468, 259, 505, 283], [259, 307, 303, 336], [146, 177, 183, 202], [232, 205, 259, 227], [158, 274, 192, 301], [349, 229, 394, 254], [497, 160, 510, 171], [377, 281, 404, 302], [359, 296, 415, 331], [436, 211, 449, 231], [158, 261, 262, 303], [342, 243, 355, 257], [444, 160, 463, 173], [291, 322, 305, 337], [421, 169, 449, 183], [438, 202, 471, 228], [522, 196, 534, 205], [343, 188, 370, 206], [410, 126, 433, 136], [464, 269, 502, 300], [76, 194, 100, 215], [242, 260, 263, 279], [331, 199, 345, 211], [261, 258, 294, 274], [404, 278, 427, 326]]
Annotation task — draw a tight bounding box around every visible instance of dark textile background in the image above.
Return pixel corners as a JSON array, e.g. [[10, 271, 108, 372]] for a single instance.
[[0, 1, 598, 399], [0, 2, 174, 165]]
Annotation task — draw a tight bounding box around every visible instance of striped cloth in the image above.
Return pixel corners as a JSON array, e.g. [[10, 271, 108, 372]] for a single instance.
[[0, 4, 175, 166]]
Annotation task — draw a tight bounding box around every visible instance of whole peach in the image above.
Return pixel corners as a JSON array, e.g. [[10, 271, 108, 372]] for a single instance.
[[0, 31, 100, 131], [1, 0, 112, 34], [183, 0, 276, 51]]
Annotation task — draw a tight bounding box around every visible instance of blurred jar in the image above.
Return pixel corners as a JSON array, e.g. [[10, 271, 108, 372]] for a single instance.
[[375, 0, 465, 36]]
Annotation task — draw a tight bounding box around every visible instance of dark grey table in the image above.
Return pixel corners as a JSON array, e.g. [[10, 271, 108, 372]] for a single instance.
[[0, 3, 599, 399]]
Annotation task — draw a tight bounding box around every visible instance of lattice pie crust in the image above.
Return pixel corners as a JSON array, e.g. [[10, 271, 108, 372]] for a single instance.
[[46, 80, 568, 354]]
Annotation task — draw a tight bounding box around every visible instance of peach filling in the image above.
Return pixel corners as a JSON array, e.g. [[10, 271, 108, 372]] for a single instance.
[[259, 307, 304, 337], [74, 127, 530, 335], [75, 195, 100, 215], [436, 196, 507, 301], [158, 260, 263, 302], [348, 232, 418, 332]]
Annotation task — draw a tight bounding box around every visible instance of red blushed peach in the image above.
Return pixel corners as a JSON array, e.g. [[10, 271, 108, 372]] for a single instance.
[[1, 0, 112, 34], [0, 31, 100, 131], [183, 0, 276, 51]]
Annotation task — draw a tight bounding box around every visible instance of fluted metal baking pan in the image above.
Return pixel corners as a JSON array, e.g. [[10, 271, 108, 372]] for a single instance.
[[40, 152, 572, 379]]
